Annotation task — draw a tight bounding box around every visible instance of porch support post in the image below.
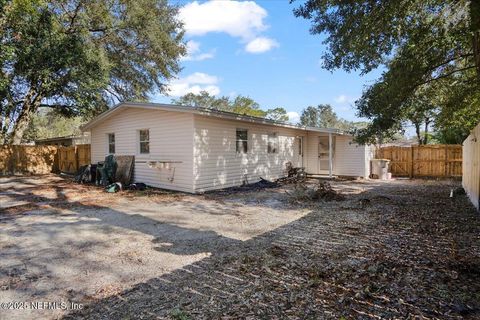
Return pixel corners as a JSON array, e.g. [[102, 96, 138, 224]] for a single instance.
[[328, 132, 333, 178]]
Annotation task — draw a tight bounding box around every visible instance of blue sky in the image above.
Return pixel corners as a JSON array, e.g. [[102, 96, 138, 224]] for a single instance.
[[152, 0, 384, 124]]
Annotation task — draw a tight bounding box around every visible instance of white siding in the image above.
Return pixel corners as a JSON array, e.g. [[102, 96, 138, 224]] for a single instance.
[[333, 135, 370, 178], [193, 115, 303, 192], [364, 144, 376, 178], [88, 105, 373, 193], [89, 107, 194, 193], [304, 131, 320, 174]]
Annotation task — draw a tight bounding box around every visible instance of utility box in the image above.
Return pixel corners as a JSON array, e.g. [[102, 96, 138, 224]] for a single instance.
[[370, 159, 391, 180]]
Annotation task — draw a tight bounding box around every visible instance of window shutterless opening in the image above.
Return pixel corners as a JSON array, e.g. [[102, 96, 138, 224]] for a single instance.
[[267, 132, 278, 153], [107, 133, 115, 154], [236, 129, 248, 153], [139, 129, 150, 154]]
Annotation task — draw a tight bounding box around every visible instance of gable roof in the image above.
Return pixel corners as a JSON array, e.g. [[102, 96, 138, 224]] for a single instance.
[[81, 102, 347, 135]]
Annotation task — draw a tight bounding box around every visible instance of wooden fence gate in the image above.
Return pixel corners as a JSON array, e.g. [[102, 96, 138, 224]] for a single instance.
[[377, 144, 462, 178], [57, 145, 91, 174]]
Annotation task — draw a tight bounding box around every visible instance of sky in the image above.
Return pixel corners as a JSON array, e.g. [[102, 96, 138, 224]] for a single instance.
[[152, 0, 384, 124]]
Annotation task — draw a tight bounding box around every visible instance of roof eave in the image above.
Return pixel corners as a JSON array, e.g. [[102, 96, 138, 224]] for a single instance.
[[81, 102, 349, 135]]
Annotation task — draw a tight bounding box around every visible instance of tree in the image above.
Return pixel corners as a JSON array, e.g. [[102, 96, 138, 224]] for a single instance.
[[294, 0, 480, 143], [172, 92, 230, 110], [0, 0, 185, 144], [22, 108, 85, 143], [172, 91, 290, 121], [230, 96, 265, 118], [265, 107, 289, 122], [299, 104, 354, 131]]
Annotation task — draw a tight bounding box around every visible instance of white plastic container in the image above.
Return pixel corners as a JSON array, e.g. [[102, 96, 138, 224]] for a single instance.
[[370, 159, 391, 180]]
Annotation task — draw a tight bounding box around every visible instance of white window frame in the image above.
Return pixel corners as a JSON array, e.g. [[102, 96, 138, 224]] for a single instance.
[[267, 132, 278, 154], [138, 129, 150, 154], [236, 128, 248, 154], [107, 133, 115, 154]]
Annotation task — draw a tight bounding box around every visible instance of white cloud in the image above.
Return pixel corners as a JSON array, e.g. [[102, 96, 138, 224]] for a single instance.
[[334, 94, 357, 104], [185, 40, 200, 54], [168, 72, 220, 96], [179, 1, 278, 54], [245, 37, 279, 53], [182, 40, 216, 61], [287, 111, 300, 124], [180, 1, 267, 39]]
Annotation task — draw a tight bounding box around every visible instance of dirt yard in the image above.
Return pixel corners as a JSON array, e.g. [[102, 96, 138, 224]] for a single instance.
[[1, 175, 479, 319]]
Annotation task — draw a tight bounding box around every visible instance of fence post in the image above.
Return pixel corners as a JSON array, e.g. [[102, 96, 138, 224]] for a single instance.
[[444, 145, 448, 177], [410, 146, 414, 178], [75, 146, 79, 173]]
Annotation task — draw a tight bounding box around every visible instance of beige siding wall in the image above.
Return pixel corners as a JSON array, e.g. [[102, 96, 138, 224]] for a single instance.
[[304, 131, 320, 174], [90, 107, 194, 193], [193, 115, 303, 192], [333, 135, 370, 178], [304, 133, 371, 177], [365, 144, 376, 178]]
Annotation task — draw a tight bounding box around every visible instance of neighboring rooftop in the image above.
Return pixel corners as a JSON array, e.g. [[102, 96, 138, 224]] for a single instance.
[[35, 133, 91, 146]]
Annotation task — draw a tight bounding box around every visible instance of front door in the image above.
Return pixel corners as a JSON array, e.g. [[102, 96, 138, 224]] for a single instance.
[[318, 136, 334, 174]]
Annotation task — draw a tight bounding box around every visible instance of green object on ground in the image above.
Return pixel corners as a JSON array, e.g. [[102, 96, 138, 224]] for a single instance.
[[96, 155, 118, 186]]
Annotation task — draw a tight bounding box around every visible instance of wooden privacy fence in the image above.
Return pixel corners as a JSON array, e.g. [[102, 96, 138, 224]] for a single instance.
[[463, 123, 480, 210], [0, 145, 59, 175], [0, 144, 91, 175], [57, 144, 91, 174], [377, 144, 462, 178]]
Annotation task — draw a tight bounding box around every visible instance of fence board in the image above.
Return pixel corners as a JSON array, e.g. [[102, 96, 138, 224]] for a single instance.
[[0, 145, 58, 175], [0, 144, 92, 175], [58, 144, 91, 174], [377, 144, 462, 178], [463, 124, 480, 210]]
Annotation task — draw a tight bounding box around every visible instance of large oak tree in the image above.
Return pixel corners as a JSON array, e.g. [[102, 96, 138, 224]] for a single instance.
[[0, 0, 185, 144], [294, 0, 480, 143]]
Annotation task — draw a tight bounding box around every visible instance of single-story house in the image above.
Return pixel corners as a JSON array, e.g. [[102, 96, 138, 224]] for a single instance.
[[82, 102, 375, 193]]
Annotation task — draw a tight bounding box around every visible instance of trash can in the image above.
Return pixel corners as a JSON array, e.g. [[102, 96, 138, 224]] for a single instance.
[[370, 159, 391, 180]]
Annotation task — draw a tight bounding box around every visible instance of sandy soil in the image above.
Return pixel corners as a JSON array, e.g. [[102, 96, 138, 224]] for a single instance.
[[0, 175, 309, 320], [1, 175, 479, 319]]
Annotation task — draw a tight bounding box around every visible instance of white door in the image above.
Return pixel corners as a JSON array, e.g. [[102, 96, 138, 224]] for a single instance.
[[318, 136, 335, 174]]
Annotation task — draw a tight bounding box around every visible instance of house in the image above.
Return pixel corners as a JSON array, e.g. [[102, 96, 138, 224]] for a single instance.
[[82, 102, 375, 193], [35, 133, 91, 147]]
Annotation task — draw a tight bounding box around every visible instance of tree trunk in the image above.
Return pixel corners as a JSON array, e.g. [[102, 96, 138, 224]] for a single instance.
[[423, 118, 430, 145], [471, 1, 480, 79], [9, 90, 42, 145], [415, 123, 422, 145]]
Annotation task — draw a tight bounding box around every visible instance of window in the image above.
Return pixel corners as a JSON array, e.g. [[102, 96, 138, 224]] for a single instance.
[[139, 129, 150, 154], [267, 132, 278, 153], [236, 129, 248, 153], [298, 137, 303, 156], [107, 133, 115, 154]]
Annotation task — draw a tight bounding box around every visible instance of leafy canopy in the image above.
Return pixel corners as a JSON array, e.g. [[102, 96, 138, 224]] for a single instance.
[[0, 0, 185, 144], [172, 91, 290, 122], [294, 0, 480, 144], [22, 108, 85, 143], [299, 104, 363, 131]]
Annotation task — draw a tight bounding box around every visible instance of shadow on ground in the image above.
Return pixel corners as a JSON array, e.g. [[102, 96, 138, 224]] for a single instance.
[[59, 179, 480, 319]]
